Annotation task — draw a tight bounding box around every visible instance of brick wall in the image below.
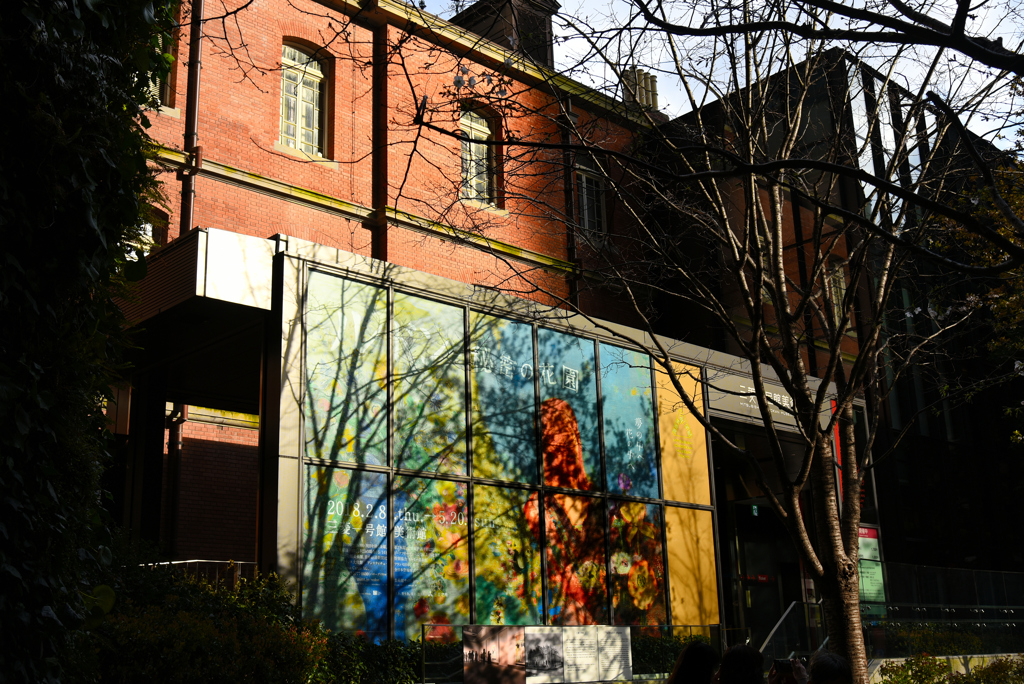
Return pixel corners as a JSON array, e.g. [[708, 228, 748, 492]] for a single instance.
[[162, 420, 260, 562], [147, 0, 636, 314]]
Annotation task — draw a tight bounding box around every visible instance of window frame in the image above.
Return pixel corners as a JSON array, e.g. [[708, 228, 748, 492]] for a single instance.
[[280, 44, 327, 158], [576, 154, 608, 242], [826, 259, 848, 326], [460, 107, 498, 206]]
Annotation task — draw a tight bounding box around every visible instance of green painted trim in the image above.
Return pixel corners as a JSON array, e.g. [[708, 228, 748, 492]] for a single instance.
[[156, 146, 373, 220], [156, 146, 576, 274], [385, 206, 577, 273]]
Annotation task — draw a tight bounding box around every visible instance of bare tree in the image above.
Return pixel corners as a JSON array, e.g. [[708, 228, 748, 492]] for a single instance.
[[390, 0, 1024, 680], [158, 0, 1022, 679]]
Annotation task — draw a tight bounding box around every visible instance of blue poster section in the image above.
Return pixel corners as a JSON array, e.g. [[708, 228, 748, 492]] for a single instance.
[[304, 271, 388, 465], [537, 328, 600, 491], [470, 313, 537, 483], [302, 466, 388, 640], [599, 344, 657, 498]]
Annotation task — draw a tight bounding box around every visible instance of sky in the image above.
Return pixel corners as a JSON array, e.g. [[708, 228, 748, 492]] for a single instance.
[[418, 0, 1023, 145]]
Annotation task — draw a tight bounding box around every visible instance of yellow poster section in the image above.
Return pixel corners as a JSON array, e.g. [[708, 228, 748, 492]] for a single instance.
[[657, 363, 711, 506], [665, 506, 719, 626]]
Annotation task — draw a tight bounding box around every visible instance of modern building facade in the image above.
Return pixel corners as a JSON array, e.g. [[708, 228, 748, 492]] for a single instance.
[[114, 0, 752, 643], [112, 0, 1024, 658]]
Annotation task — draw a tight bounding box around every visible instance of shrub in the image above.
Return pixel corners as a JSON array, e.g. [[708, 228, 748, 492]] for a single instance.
[[319, 633, 420, 684], [878, 654, 952, 684], [631, 631, 713, 676], [67, 566, 323, 684], [878, 654, 1024, 684], [950, 656, 1024, 684]]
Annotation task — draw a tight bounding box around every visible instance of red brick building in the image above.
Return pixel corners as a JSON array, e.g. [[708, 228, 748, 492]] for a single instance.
[[113, 0, 848, 649]]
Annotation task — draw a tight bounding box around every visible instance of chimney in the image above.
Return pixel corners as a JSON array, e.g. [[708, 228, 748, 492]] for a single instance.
[[450, 0, 560, 68], [623, 67, 658, 110]]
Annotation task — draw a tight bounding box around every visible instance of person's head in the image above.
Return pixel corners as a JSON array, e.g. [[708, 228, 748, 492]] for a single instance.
[[667, 640, 720, 684], [808, 651, 851, 684], [715, 644, 764, 684]]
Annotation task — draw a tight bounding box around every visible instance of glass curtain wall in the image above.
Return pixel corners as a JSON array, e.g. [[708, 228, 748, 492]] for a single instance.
[[302, 269, 719, 638]]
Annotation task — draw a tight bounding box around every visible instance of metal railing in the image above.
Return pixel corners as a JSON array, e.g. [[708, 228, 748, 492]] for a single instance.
[[139, 559, 258, 588], [883, 563, 1024, 608], [759, 602, 827, 668]]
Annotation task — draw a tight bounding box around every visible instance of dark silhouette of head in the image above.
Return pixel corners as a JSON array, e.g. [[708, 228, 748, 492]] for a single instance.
[[808, 651, 852, 684], [667, 640, 720, 684], [716, 644, 764, 684]]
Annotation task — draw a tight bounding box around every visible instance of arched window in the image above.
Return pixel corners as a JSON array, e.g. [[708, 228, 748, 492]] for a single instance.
[[461, 108, 495, 204], [280, 44, 326, 156]]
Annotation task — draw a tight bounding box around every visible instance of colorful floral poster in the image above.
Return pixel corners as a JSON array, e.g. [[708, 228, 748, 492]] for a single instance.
[[474, 485, 542, 625], [600, 344, 657, 498], [301, 466, 388, 640], [537, 329, 599, 491], [394, 476, 471, 641], [609, 501, 667, 625], [540, 493, 607, 625], [394, 294, 467, 475], [304, 272, 388, 465], [469, 313, 537, 483]]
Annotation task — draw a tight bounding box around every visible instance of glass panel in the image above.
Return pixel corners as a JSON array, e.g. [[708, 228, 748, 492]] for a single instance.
[[664, 506, 719, 626], [544, 493, 607, 624], [304, 272, 388, 465], [537, 329, 600, 490], [394, 476, 471, 641], [600, 344, 657, 498], [474, 485, 543, 625], [469, 313, 537, 483], [394, 293, 467, 475], [302, 466, 388, 640], [609, 501, 667, 625], [657, 363, 711, 505], [579, 173, 603, 234]]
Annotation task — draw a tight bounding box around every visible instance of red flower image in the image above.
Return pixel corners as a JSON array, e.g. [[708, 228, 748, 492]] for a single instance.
[[426, 613, 456, 643], [540, 398, 592, 491], [627, 560, 659, 611]]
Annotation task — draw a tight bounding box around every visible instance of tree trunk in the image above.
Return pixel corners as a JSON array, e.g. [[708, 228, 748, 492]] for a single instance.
[[818, 566, 869, 684], [806, 437, 869, 684]]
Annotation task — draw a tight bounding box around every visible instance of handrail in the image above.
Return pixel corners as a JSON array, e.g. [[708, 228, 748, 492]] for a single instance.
[[869, 602, 1023, 613], [759, 601, 802, 653]]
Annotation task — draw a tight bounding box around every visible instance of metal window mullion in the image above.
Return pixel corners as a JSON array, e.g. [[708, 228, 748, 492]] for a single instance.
[[594, 341, 614, 625], [386, 284, 395, 640], [604, 496, 615, 625], [464, 306, 477, 625], [650, 361, 672, 627], [595, 341, 608, 494], [703, 367, 727, 644], [533, 324, 550, 624]]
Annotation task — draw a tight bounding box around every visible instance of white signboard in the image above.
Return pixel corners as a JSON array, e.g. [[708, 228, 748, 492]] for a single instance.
[[706, 372, 796, 424], [598, 626, 632, 681], [563, 627, 601, 682]]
